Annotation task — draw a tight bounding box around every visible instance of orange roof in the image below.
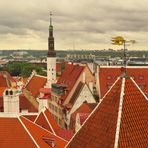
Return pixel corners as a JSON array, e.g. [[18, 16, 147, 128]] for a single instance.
[[19, 95, 38, 112], [20, 116, 67, 148], [35, 108, 61, 134], [26, 75, 47, 98], [35, 108, 73, 141], [0, 117, 36, 147], [23, 115, 37, 122], [0, 87, 7, 97], [67, 75, 148, 147], [99, 67, 148, 98], [0, 115, 67, 148], [69, 102, 96, 131], [57, 64, 85, 101]]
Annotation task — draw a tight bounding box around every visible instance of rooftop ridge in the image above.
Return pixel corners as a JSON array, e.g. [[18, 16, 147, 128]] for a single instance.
[[66, 77, 120, 147], [100, 66, 148, 68], [43, 111, 56, 135], [21, 115, 68, 143], [114, 78, 125, 148], [130, 77, 148, 101], [18, 116, 39, 148]]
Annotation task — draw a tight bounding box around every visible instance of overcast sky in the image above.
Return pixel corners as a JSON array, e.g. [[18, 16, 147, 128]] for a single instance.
[[0, 0, 148, 50]]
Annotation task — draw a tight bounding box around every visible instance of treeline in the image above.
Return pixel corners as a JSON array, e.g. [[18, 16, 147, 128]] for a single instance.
[[0, 62, 47, 77]]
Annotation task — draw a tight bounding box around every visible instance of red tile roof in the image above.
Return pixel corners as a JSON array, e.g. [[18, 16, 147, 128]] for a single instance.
[[19, 95, 38, 112], [69, 102, 97, 131], [57, 64, 85, 101], [79, 113, 89, 125], [20, 116, 67, 148], [0, 87, 7, 97], [0, 117, 36, 147], [23, 115, 37, 122], [99, 66, 148, 97], [35, 112, 53, 132], [67, 75, 148, 147], [35, 108, 73, 141], [25, 75, 47, 98], [0, 72, 17, 96], [39, 88, 51, 94]]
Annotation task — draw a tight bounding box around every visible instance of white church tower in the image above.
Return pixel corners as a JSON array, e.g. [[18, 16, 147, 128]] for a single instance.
[[3, 89, 20, 113], [47, 12, 56, 88]]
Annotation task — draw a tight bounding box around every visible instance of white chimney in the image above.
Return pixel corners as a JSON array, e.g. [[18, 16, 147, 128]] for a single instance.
[[3, 89, 20, 113]]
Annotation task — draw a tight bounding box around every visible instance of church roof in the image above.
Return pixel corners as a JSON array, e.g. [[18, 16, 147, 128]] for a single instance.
[[67, 75, 148, 147]]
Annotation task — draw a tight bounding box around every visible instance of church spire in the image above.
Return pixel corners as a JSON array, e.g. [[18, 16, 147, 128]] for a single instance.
[[48, 11, 56, 57]]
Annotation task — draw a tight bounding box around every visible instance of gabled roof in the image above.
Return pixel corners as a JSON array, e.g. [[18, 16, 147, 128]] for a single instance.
[[0, 114, 67, 148], [34, 108, 61, 134], [67, 75, 148, 147], [25, 75, 47, 98], [69, 102, 97, 131], [35, 108, 73, 141], [57, 64, 85, 101], [98, 66, 148, 97], [20, 116, 67, 148]]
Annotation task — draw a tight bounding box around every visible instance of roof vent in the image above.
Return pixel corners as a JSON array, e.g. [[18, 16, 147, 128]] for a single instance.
[[42, 136, 56, 147]]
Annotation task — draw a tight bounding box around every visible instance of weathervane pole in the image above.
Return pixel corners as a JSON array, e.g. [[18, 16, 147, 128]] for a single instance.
[[123, 40, 126, 74]]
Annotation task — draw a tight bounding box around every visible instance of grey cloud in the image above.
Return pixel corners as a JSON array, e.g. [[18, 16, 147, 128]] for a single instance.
[[0, 0, 148, 49]]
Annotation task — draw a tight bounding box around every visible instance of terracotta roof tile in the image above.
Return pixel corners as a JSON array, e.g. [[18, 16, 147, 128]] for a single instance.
[[67, 76, 148, 147], [118, 78, 148, 147], [19, 95, 38, 112], [0, 117, 36, 148], [26, 75, 47, 98], [20, 116, 67, 148], [57, 64, 85, 101], [23, 115, 37, 122], [67, 78, 122, 147], [69, 102, 97, 131], [35, 112, 53, 133], [99, 67, 148, 97]]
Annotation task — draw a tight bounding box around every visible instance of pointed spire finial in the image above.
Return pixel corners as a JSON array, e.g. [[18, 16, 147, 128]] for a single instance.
[[50, 11, 52, 26]]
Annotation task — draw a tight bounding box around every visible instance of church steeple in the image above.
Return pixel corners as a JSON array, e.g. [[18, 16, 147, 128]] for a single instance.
[[48, 12, 56, 57], [46, 11, 56, 88]]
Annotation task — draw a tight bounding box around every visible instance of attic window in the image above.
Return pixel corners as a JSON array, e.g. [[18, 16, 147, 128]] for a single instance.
[[107, 75, 112, 80], [139, 75, 144, 80], [42, 136, 56, 147]]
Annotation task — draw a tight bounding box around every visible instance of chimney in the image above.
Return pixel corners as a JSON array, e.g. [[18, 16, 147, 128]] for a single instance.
[[3, 89, 20, 113]]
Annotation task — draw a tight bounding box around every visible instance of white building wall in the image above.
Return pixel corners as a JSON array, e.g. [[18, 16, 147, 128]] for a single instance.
[[67, 84, 96, 126], [3, 90, 19, 113], [75, 113, 81, 132], [38, 99, 48, 112], [47, 57, 56, 88]]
